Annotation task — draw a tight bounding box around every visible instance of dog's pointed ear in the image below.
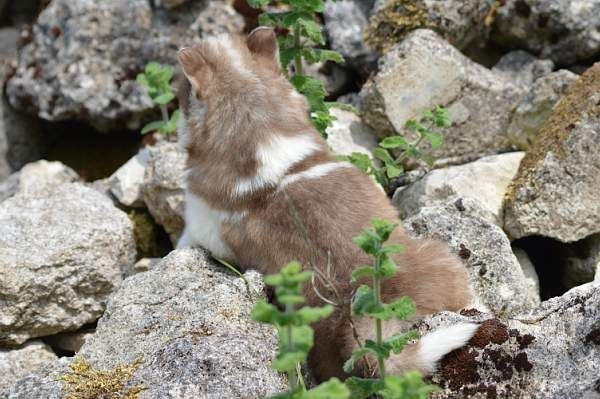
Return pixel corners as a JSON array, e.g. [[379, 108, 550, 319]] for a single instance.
[[177, 46, 208, 93], [246, 27, 280, 71]]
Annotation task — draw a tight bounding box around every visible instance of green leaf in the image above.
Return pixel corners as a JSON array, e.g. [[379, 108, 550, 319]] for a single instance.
[[382, 244, 405, 255], [250, 300, 282, 324], [273, 351, 307, 373], [351, 285, 380, 316], [154, 92, 175, 105], [351, 266, 375, 283], [364, 339, 390, 359], [291, 75, 328, 112], [302, 378, 350, 399], [432, 106, 451, 128], [385, 330, 420, 354], [141, 120, 166, 134], [247, 0, 271, 7], [342, 347, 372, 373], [297, 17, 324, 44], [385, 163, 403, 179], [372, 148, 394, 164], [379, 136, 409, 150], [353, 230, 380, 255], [345, 377, 385, 399], [281, 48, 300, 69], [345, 152, 373, 174], [385, 297, 417, 321], [382, 372, 439, 399], [295, 305, 334, 324], [379, 256, 398, 278], [278, 294, 307, 306], [372, 218, 397, 242], [424, 131, 443, 149]]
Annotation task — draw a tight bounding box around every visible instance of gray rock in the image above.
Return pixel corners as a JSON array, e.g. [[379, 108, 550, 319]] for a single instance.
[[6, 0, 243, 131], [562, 234, 600, 289], [491, 50, 554, 88], [504, 64, 600, 243], [323, 0, 378, 71], [109, 148, 150, 208], [429, 283, 600, 398], [142, 141, 186, 244], [512, 247, 541, 301], [492, 0, 600, 66], [2, 249, 287, 399], [326, 108, 378, 158], [0, 160, 79, 203], [507, 70, 578, 150], [366, 0, 493, 53], [0, 341, 58, 391], [360, 29, 523, 161], [405, 198, 540, 316], [131, 257, 161, 275], [393, 152, 525, 226], [0, 183, 136, 345]]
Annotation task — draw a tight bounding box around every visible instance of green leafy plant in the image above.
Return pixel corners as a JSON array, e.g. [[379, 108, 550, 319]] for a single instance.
[[247, 0, 345, 138], [251, 261, 350, 398], [345, 106, 451, 190], [343, 218, 438, 399], [137, 62, 180, 137]]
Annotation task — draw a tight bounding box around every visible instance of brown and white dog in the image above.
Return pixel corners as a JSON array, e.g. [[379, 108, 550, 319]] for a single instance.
[[176, 27, 478, 381]]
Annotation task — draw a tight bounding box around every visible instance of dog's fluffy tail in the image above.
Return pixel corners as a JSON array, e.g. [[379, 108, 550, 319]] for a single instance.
[[386, 322, 480, 375]]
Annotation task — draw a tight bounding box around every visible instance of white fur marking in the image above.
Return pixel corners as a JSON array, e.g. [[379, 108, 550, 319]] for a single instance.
[[233, 134, 322, 196], [177, 192, 245, 259], [418, 322, 479, 373], [279, 162, 351, 189]]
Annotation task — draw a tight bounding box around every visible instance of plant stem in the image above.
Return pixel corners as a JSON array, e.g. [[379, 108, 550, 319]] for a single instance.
[[293, 23, 303, 76], [160, 104, 169, 124], [285, 304, 298, 390], [373, 254, 386, 379]]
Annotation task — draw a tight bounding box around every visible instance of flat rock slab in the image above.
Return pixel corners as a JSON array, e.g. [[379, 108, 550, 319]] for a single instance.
[[0, 341, 57, 391], [0, 182, 136, 345], [504, 63, 600, 243]]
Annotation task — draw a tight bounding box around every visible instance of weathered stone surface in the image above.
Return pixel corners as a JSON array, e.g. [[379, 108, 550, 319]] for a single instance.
[[504, 64, 600, 243], [492, 0, 600, 66], [360, 29, 522, 161], [393, 152, 524, 226], [0, 183, 136, 345], [323, 0, 377, 70], [0, 160, 79, 203], [366, 0, 493, 53], [512, 247, 540, 301], [0, 341, 58, 391], [429, 283, 600, 398], [405, 198, 540, 316], [326, 108, 378, 158], [109, 148, 149, 208], [507, 70, 578, 150], [562, 234, 600, 290], [44, 328, 95, 354], [491, 50, 554, 88], [6, 0, 243, 131], [142, 141, 186, 243], [2, 249, 287, 399]]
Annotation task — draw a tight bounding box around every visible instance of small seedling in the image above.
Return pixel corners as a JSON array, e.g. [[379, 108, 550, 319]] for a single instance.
[[345, 106, 451, 190], [248, 0, 346, 138], [343, 218, 438, 399], [251, 261, 349, 398], [137, 62, 180, 137]]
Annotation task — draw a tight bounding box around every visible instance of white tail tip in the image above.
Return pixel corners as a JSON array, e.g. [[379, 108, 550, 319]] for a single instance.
[[418, 322, 480, 373]]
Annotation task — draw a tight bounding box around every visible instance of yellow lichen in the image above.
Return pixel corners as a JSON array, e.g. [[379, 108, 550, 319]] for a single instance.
[[58, 357, 146, 399], [505, 63, 600, 202], [365, 0, 433, 53], [128, 209, 163, 258]]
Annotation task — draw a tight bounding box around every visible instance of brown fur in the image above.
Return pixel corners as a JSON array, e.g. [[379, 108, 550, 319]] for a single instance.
[[177, 29, 473, 381]]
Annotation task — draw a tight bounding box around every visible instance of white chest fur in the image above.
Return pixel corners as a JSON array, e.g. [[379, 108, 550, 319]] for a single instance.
[[176, 191, 239, 260]]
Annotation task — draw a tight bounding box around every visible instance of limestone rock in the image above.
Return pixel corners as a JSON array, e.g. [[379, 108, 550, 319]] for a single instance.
[[326, 108, 378, 158], [323, 0, 378, 71], [507, 70, 578, 150], [0, 183, 136, 345], [492, 0, 600, 66], [504, 63, 600, 242], [491, 50, 554, 88], [0, 160, 79, 203], [512, 247, 541, 301], [2, 250, 287, 399], [360, 29, 522, 161], [429, 283, 600, 398], [393, 152, 525, 226], [405, 198, 540, 316], [5, 0, 243, 131], [0, 341, 58, 391], [366, 0, 494, 53], [142, 141, 186, 243], [109, 148, 150, 208]]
